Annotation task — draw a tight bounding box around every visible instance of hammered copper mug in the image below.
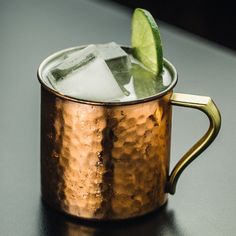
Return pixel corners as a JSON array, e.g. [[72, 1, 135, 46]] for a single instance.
[[37, 46, 221, 220]]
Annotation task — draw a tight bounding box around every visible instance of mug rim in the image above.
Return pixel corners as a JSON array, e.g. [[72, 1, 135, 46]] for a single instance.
[[37, 45, 178, 106]]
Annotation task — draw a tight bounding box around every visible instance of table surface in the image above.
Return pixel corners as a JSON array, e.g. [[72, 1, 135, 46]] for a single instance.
[[0, 0, 236, 235]]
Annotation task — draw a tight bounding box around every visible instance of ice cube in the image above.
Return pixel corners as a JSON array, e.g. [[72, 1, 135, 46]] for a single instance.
[[97, 42, 128, 61], [122, 77, 137, 101], [47, 45, 124, 101], [48, 44, 98, 83], [97, 42, 131, 87]]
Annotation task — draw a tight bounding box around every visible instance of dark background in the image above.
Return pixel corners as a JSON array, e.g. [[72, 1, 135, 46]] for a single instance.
[[108, 0, 236, 51], [0, 0, 236, 235]]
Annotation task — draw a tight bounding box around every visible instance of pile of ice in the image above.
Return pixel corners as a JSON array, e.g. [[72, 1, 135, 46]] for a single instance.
[[47, 42, 132, 101]]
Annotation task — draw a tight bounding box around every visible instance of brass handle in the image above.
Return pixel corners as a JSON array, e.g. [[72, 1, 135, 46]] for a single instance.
[[166, 93, 221, 194]]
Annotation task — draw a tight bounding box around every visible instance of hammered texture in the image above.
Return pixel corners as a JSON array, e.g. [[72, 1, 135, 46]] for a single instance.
[[41, 87, 172, 220]]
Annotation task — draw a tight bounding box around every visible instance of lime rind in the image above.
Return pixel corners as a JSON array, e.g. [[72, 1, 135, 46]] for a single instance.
[[131, 8, 163, 75]]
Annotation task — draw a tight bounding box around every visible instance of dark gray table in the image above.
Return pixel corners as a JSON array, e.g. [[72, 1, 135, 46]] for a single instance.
[[0, 0, 235, 235]]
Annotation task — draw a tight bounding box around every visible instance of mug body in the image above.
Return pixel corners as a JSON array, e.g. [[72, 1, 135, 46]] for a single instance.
[[41, 88, 172, 220], [38, 46, 177, 220]]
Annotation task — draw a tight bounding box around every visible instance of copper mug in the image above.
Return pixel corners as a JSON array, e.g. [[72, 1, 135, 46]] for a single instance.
[[38, 46, 221, 220]]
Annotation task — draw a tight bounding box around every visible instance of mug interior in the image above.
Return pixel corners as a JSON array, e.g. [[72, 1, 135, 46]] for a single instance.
[[37, 45, 178, 106]]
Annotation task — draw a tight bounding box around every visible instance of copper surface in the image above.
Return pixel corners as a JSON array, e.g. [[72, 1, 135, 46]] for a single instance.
[[41, 87, 172, 220]]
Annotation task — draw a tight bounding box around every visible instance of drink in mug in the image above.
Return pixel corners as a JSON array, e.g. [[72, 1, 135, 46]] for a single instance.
[[44, 42, 172, 103]]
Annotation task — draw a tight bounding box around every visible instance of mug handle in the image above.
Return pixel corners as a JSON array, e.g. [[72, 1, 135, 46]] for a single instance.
[[166, 93, 221, 194]]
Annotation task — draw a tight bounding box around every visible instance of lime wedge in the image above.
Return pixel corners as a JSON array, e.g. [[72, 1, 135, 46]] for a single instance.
[[132, 63, 157, 98], [131, 8, 163, 75]]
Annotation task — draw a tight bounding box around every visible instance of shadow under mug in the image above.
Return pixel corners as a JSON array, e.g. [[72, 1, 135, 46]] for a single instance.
[[37, 46, 221, 220]]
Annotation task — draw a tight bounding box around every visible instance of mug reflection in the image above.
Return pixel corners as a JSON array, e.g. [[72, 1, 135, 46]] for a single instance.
[[40, 202, 183, 236]]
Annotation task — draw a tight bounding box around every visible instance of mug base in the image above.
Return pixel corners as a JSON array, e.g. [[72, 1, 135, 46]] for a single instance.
[[41, 195, 169, 222]]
